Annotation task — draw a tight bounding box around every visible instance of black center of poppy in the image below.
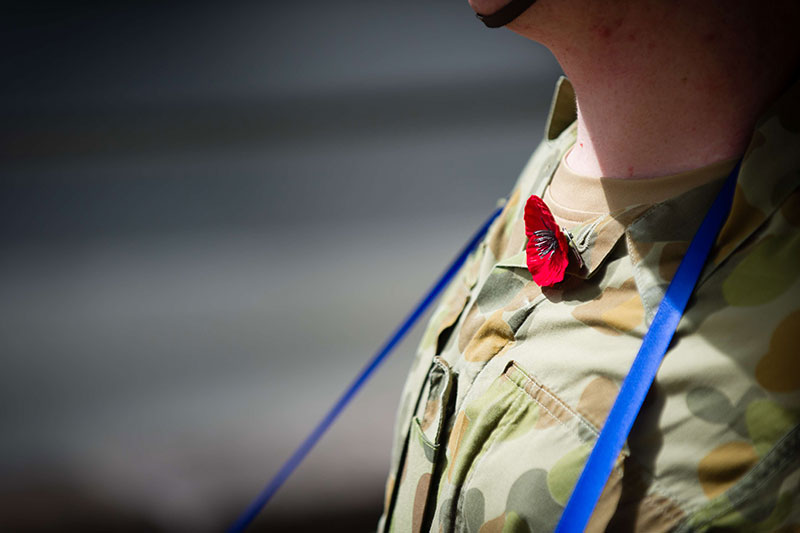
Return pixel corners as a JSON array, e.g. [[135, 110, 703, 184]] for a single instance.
[[532, 229, 557, 258]]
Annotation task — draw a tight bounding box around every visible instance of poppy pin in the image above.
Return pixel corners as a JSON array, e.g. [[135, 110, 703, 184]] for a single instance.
[[524, 195, 582, 287]]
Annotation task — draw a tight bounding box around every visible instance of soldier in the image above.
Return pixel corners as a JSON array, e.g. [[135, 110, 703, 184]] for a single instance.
[[380, 1, 800, 531]]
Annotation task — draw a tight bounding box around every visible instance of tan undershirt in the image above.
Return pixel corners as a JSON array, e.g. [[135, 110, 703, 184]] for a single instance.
[[544, 147, 739, 227]]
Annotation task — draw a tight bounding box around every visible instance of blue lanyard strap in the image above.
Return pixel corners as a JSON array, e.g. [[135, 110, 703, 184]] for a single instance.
[[555, 162, 740, 532], [227, 206, 503, 533]]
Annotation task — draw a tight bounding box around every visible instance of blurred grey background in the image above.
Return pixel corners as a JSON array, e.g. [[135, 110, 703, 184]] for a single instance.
[[0, 1, 561, 531]]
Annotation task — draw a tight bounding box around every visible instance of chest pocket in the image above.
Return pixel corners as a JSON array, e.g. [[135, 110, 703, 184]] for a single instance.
[[438, 361, 625, 533], [388, 356, 455, 533]]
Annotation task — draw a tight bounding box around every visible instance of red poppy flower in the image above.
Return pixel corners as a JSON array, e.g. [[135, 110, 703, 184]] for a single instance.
[[524, 195, 570, 286]]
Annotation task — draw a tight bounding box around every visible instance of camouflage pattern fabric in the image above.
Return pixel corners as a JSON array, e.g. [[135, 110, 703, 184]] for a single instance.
[[378, 77, 800, 532]]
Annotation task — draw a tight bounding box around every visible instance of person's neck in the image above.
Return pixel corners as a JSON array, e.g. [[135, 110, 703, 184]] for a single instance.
[[510, 2, 799, 179], [562, 49, 760, 179]]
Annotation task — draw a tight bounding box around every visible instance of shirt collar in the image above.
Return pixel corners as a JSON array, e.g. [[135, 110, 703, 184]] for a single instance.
[[711, 78, 800, 268], [545, 76, 577, 141], [497, 75, 800, 319]]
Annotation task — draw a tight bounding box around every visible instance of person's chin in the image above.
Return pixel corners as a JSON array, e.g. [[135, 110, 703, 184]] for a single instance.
[[468, 0, 509, 15]]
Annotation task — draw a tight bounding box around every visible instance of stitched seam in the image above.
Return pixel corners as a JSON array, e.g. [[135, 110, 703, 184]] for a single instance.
[[506, 370, 600, 439], [509, 375, 568, 427], [641, 284, 663, 322], [501, 374, 580, 439], [545, 191, 607, 223], [625, 232, 643, 266], [506, 374, 602, 448], [633, 202, 668, 226]]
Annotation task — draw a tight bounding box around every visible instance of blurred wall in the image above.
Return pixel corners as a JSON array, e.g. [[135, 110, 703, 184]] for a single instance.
[[0, 2, 562, 531]]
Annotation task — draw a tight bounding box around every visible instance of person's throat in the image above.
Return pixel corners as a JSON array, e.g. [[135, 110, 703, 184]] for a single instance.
[[563, 71, 759, 180]]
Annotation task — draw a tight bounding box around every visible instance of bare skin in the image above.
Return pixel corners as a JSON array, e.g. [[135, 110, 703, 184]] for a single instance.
[[470, 0, 800, 178]]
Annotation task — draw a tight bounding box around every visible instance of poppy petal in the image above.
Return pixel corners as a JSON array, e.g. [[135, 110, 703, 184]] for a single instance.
[[523, 195, 570, 286]]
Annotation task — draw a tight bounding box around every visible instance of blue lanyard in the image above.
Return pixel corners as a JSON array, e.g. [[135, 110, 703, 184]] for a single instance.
[[555, 161, 740, 532]]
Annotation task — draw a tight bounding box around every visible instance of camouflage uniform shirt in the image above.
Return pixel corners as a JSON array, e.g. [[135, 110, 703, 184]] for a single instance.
[[379, 76, 800, 532]]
